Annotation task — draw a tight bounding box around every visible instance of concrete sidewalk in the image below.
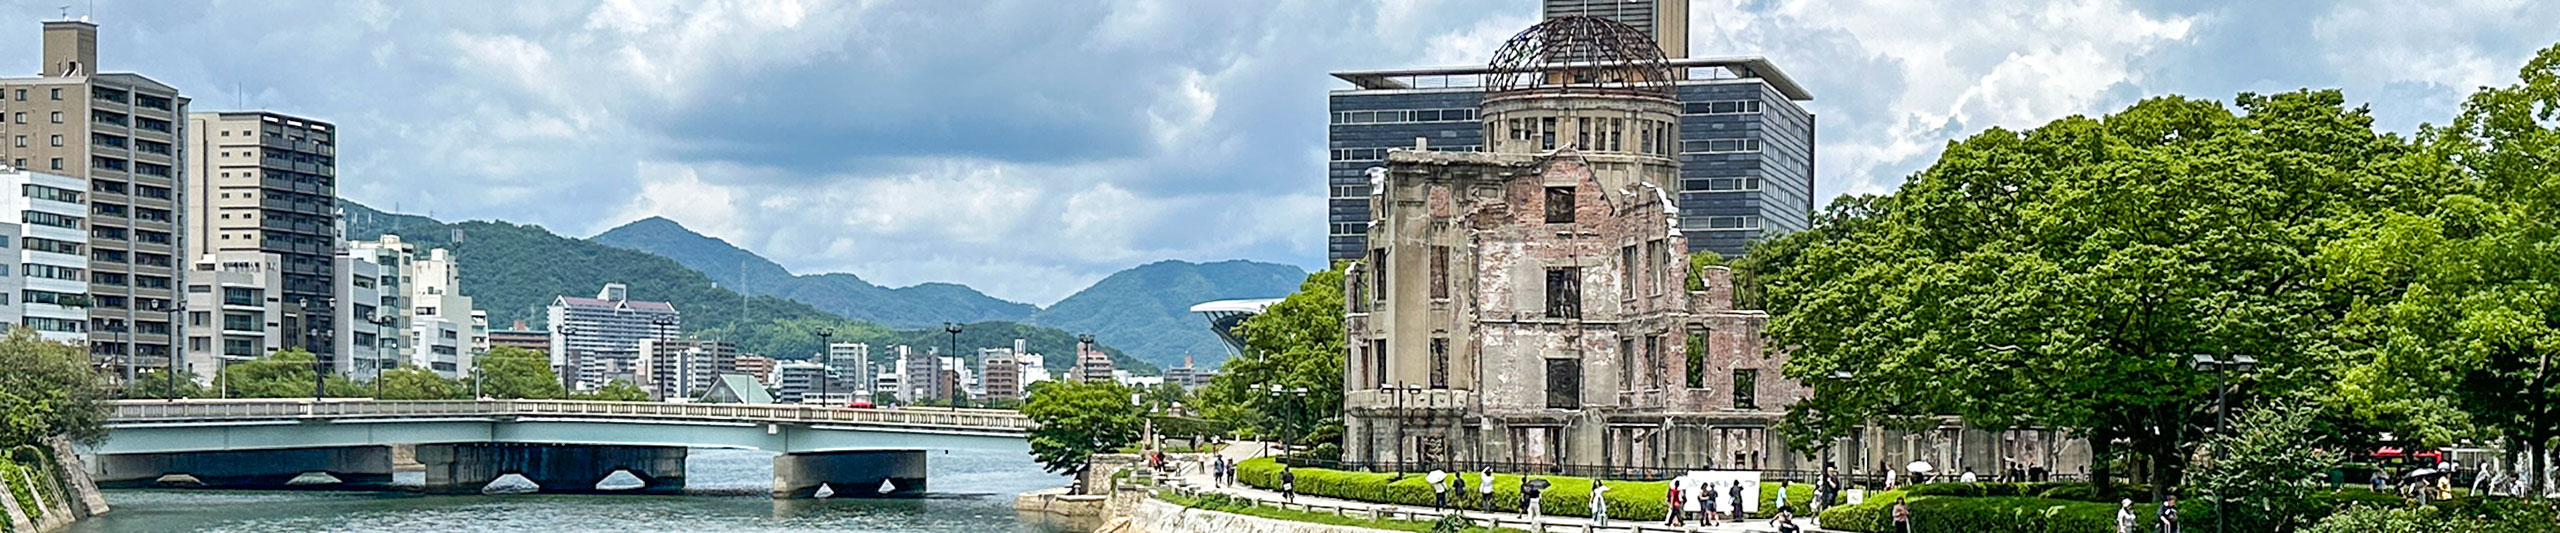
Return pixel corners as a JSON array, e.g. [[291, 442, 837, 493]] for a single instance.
[[1175, 445, 1842, 533]]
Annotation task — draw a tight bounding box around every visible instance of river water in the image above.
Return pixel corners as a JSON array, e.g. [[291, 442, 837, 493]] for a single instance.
[[67, 448, 1089, 533]]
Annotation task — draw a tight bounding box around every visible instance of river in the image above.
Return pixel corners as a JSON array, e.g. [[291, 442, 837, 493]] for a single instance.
[[67, 448, 1088, 533]]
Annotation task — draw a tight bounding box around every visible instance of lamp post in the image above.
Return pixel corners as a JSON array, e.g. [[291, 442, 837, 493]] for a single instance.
[[1406, 382, 1424, 473], [651, 315, 679, 398], [815, 328, 835, 405], [944, 322, 964, 409], [2187, 353, 2257, 533], [154, 301, 182, 397]]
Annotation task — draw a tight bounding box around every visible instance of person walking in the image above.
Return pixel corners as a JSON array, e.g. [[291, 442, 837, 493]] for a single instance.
[[1664, 482, 1685, 526], [1432, 473, 1449, 511], [1891, 496, 1912, 533], [1774, 508, 1802, 533], [1589, 480, 1610, 526], [1279, 466, 1297, 503], [1702, 481, 1721, 526], [1521, 477, 1544, 523], [2115, 499, 2137, 533], [1818, 465, 1841, 513], [1478, 468, 1497, 512], [2157, 494, 2180, 533], [1776, 481, 1792, 515], [1452, 473, 1469, 511]]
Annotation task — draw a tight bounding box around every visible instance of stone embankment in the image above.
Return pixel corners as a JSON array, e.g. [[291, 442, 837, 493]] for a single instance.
[[4, 437, 109, 533]]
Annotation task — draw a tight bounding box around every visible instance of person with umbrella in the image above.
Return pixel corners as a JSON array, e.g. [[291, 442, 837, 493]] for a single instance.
[[1520, 477, 1547, 522], [1430, 470, 1450, 511]]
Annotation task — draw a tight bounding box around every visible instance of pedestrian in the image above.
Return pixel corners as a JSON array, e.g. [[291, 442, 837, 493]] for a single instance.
[[1212, 457, 1227, 487], [1521, 477, 1544, 522], [1664, 482, 1684, 526], [1589, 480, 1610, 526], [1280, 466, 1297, 503], [1730, 479, 1746, 519], [1702, 481, 1721, 525], [2157, 494, 2180, 533], [1687, 479, 1708, 525], [1433, 473, 1449, 511], [2115, 499, 2136, 533], [1885, 466, 1899, 490], [1817, 466, 1840, 513], [1775, 508, 1802, 533], [1776, 481, 1791, 515], [1452, 473, 1469, 511], [1891, 496, 1912, 533], [1479, 468, 1497, 512]]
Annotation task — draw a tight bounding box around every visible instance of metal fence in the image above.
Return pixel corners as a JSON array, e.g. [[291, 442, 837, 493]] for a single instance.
[[1278, 457, 2083, 486], [105, 399, 1035, 433]]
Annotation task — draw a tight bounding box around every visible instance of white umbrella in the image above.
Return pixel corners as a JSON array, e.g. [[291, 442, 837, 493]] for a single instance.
[[1907, 461, 1935, 474], [1428, 470, 1449, 485]]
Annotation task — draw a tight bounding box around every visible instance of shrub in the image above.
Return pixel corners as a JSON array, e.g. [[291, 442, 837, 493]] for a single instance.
[[2305, 499, 2560, 533], [1238, 458, 1815, 522], [1815, 490, 2209, 533]]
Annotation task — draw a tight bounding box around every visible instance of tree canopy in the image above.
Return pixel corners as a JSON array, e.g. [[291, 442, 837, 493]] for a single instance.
[[0, 328, 110, 446], [477, 346, 565, 399], [1021, 379, 1143, 476], [1765, 90, 2431, 497]]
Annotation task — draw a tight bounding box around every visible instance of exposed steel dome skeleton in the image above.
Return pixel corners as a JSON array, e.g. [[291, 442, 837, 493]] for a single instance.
[[1485, 16, 1677, 96]]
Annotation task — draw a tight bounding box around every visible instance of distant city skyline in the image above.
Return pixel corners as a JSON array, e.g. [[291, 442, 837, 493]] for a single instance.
[[10, 0, 2551, 305]]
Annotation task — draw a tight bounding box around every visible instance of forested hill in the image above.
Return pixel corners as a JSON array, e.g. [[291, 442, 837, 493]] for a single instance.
[[590, 216, 1040, 328], [338, 202, 1154, 373]]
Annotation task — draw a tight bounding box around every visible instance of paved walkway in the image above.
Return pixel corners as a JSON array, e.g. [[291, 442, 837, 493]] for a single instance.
[[1167, 443, 1843, 533]]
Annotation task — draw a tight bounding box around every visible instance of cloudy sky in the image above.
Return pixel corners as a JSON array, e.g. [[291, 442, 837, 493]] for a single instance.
[[21, 0, 2554, 305]]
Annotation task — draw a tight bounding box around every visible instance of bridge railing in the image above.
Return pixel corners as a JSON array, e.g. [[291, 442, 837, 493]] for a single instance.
[[106, 399, 1035, 432]]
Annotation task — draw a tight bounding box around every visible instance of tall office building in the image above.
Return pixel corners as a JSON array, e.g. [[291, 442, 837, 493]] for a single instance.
[[979, 347, 1021, 402], [1540, 0, 1688, 58], [825, 342, 869, 397], [0, 19, 190, 380], [637, 338, 738, 400], [184, 111, 336, 367], [1324, 6, 1812, 260], [548, 282, 679, 390], [0, 167, 94, 345]]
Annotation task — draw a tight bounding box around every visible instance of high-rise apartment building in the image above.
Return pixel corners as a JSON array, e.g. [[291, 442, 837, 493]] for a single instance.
[[342, 236, 412, 371], [978, 347, 1021, 402], [0, 167, 94, 345], [0, 20, 190, 380], [407, 247, 476, 376], [732, 353, 775, 382], [1540, 0, 1687, 58], [184, 111, 336, 366], [826, 342, 869, 395], [548, 282, 678, 390], [901, 346, 946, 403], [331, 254, 389, 379], [485, 321, 548, 355], [1323, 8, 1813, 261], [637, 338, 738, 400]]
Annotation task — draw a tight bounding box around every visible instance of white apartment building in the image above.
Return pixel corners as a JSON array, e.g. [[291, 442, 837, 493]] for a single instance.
[[342, 235, 480, 378], [826, 342, 869, 395], [179, 251, 291, 383], [331, 252, 389, 379], [637, 338, 738, 400], [0, 167, 93, 344], [548, 282, 678, 391]]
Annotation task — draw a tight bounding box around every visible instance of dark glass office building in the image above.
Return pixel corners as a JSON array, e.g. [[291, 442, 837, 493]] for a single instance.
[[1326, 58, 1815, 260]]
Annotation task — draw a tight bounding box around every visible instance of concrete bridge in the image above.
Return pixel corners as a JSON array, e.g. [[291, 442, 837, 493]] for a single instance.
[[86, 399, 1035, 498]]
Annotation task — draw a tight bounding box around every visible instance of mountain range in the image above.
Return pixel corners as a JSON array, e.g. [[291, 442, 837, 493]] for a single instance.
[[346, 201, 1307, 370], [589, 215, 1308, 368]]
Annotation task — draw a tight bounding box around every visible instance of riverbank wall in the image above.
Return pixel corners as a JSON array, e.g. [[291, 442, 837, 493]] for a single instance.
[[4, 437, 109, 533], [1110, 498, 1409, 533]]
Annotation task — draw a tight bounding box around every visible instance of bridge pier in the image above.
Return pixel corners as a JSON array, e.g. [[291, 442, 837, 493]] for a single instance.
[[93, 446, 393, 490], [415, 443, 686, 495], [772, 450, 926, 499]]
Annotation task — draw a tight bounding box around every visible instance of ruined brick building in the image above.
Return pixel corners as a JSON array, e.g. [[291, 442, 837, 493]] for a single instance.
[[1340, 16, 2090, 480]]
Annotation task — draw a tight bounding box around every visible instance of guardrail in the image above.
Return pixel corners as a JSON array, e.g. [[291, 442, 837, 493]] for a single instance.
[[105, 399, 1035, 433]]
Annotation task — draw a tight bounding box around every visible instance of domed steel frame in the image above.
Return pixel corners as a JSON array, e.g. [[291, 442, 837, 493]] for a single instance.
[[1484, 16, 1677, 96]]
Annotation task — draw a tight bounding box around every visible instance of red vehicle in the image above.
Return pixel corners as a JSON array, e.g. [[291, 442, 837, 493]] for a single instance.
[[845, 400, 875, 409]]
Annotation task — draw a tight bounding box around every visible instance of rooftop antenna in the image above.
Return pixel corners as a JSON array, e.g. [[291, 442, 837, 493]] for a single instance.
[[57, 5, 67, 20]]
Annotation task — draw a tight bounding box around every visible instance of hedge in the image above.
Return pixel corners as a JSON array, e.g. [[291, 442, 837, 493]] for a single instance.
[[1234, 458, 1814, 521], [1815, 490, 2216, 533]]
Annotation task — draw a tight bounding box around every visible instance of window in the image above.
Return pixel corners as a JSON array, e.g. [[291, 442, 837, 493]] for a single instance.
[[24, 183, 80, 203], [1680, 138, 1762, 154], [10, 135, 20, 147], [48, 88, 60, 100], [136, 230, 170, 244], [25, 317, 84, 333], [1620, 245, 1638, 299], [1680, 100, 1763, 115], [1429, 337, 1449, 389], [135, 276, 170, 290], [1687, 332, 1709, 389], [1540, 117, 1557, 150], [47, 158, 58, 170], [1619, 337, 1635, 386], [1544, 267, 1582, 319], [1545, 357, 1581, 409], [1644, 335, 1663, 389], [1732, 369, 1759, 409], [21, 211, 79, 229], [1369, 339, 1388, 388], [1369, 249, 1387, 303], [223, 287, 261, 306], [49, 111, 61, 123], [223, 339, 257, 357], [1647, 240, 1669, 295], [1429, 246, 1449, 300], [188, 311, 208, 326], [23, 263, 81, 281], [47, 134, 60, 147], [221, 313, 258, 331], [91, 203, 126, 218], [90, 249, 126, 264], [88, 226, 125, 241], [89, 271, 125, 286], [1576, 117, 1590, 149], [21, 290, 87, 307], [22, 237, 79, 255], [1544, 186, 1575, 223]]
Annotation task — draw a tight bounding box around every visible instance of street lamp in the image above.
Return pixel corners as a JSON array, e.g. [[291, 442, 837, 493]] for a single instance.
[[300, 298, 324, 402], [1405, 382, 1423, 473], [815, 328, 835, 405], [153, 301, 182, 398], [2187, 353, 2257, 533], [944, 322, 964, 409], [652, 315, 679, 398]]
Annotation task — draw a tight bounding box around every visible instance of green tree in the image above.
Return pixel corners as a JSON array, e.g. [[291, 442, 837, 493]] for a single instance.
[[2190, 403, 2337, 533], [476, 346, 564, 399], [0, 328, 110, 446], [1765, 91, 2427, 500], [375, 366, 465, 400], [2320, 43, 2560, 494], [220, 349, 364, 398], [1193, 265, 1345, 445], [122, 368, 205, 400], [573, 380, 651, 402], [1022, 379, 1143, 481], [1139, 381, 1188, 412]]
